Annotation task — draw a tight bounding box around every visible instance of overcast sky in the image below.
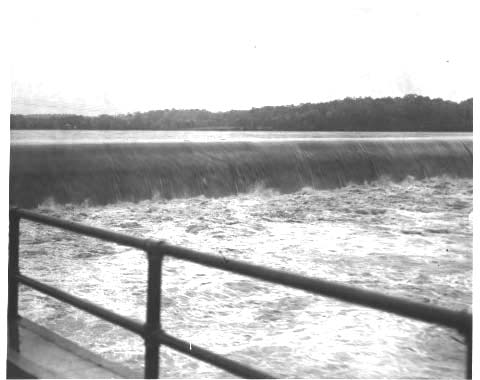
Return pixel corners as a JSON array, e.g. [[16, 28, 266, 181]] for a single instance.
[[9, 0, 474, 115]]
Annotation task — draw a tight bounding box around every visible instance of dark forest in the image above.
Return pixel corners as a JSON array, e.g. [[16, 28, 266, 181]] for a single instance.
[[11, 95, 473, 131]]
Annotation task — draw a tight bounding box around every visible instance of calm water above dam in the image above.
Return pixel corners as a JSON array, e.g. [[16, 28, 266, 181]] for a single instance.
[[11, 130, 472, 145], [11, 131, 472, 378]]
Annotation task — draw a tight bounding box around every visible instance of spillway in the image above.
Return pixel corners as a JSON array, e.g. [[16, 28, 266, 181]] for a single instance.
[[9, 138, 473, 208]]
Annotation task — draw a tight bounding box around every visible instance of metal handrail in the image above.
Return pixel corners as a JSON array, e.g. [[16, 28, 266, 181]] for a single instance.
[[7, 208, 473, 378]]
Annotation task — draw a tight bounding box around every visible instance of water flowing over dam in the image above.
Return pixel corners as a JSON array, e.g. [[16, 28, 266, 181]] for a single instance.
[[9, 136, 473, 208]]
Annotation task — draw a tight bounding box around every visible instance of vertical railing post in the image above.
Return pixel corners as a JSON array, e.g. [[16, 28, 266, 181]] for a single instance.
[[8, 208, 20, 351], [466, 331, 472, 379], [144, 248, 163, 379], [464, 322, 472, 380], [457, 312, 473, 380]]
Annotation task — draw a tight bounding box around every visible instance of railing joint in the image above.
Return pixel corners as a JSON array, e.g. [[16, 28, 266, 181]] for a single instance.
[[145, 239, 166, 257], [144, 325, 164, 338]]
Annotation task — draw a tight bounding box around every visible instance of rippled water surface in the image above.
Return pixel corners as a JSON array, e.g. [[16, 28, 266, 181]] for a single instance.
[[18, 176, 472, 378]]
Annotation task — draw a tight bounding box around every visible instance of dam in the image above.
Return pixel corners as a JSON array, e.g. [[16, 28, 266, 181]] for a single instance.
[[8, 131, 473, 378], [10, 131, 473, 207]]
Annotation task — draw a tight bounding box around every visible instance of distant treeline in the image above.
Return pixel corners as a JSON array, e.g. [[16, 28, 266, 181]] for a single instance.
[[11, 95, 473, 131]]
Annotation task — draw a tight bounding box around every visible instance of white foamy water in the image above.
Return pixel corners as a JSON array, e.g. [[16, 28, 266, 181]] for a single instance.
[[17, 176, 472, 378]]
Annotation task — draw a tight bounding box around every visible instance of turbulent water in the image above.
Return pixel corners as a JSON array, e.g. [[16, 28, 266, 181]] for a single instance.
[[11, 131, 472, 378]]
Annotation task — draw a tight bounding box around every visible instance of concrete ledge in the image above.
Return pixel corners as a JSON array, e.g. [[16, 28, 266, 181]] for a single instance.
[[7, 317, 143, 379], [7, 348, 59, 379]]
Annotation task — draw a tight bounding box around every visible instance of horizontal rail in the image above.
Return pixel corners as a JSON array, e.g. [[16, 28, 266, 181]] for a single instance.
[[156, 244, 472, 333], [14, 208, 157, 252], [18, 274, 145, 336], [154, 331, 274, 379]]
